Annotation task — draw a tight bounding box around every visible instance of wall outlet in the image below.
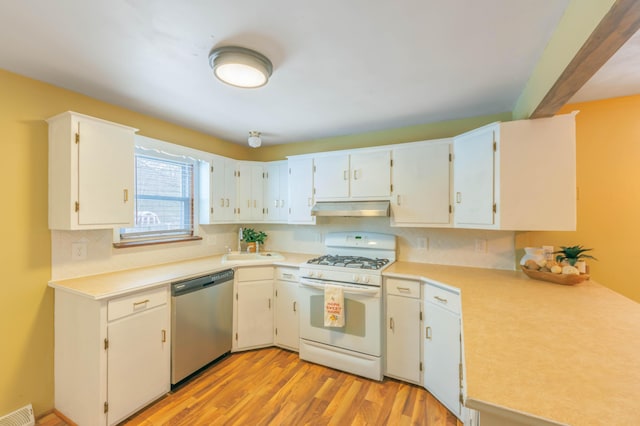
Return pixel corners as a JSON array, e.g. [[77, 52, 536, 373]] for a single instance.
[[475, 239, 487, 253], [417, 237, 428, 250], [71, 242, 87, 260]]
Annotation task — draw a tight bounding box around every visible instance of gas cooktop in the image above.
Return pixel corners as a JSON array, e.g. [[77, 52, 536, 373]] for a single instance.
[[306, 255, 390, 270]]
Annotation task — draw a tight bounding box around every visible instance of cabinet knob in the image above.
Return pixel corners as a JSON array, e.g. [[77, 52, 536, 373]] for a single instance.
[[293, 301, 297, 312], [425, 326, 432, 340], [456, 192, 462, 203], [353, 170, 359, 180], [123, 189, 129, 202], [343, 170, 348, 180]]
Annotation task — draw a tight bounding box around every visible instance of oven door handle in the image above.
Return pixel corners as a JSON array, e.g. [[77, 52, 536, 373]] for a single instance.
[[300, 281, 380, 296]]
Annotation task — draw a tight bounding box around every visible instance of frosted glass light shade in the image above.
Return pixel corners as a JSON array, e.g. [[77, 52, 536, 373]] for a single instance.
[[209, 46, 272, 88], [248, 131, 262, 148]]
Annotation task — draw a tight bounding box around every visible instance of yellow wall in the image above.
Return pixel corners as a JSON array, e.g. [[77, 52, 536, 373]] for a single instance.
[[517, 95, 640, 302], [0, 69, 249, 416]]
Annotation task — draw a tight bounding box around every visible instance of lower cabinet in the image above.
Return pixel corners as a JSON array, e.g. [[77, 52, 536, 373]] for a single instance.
[[384, 277, 422, 384], [233, 266, 274, 351], [274, 267, 300, 351], [423, 281, 462, 418], [54, 286, 170, 426]]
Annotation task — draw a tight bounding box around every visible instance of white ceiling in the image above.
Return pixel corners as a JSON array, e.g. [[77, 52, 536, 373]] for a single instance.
[[1, 1, 635, 146]]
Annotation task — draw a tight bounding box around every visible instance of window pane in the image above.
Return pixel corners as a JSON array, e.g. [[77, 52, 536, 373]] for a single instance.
[[121, 154, 194, 240]]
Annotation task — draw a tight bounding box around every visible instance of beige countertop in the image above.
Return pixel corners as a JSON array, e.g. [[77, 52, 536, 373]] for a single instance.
[[48, 252, 314, 300], [385, 262, 640, 426]]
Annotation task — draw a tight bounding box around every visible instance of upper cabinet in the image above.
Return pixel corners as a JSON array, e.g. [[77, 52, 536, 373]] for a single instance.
[[237, 162, 264, 222], [287, 157, 315, 224], [453, 113, 576, 230], [47, 111, 137, 230], [263, 161, 288, 223], [314, 149, 391, 200], [391, 140, 452, 227], [200, 155, 237, 224]]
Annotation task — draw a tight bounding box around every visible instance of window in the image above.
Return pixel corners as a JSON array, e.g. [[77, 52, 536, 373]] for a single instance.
[[118, 152, 196, 244]]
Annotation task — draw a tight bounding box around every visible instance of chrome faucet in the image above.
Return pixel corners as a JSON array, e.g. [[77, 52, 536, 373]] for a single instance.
[[238, 227, 243, 252]]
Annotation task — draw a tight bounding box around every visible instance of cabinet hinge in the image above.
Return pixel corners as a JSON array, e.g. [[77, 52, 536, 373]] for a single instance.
[[449, 153, 452, 162], [419, 311, 423, 321], [275, 290, 278, 297], [75, 201, 79, 212], [104, 401, 108, 413], [235, 293, 238, 300], [210, 207, 213, 214], [313, 165, 316, 173], [313, 188, 316, 195], [210, 166, 214, 173], [104, 338, 109, 350], [390, 159, 393, 167], [390, 184, 393, 192], [235, 332, 238, 341], [289, 168, 292, 175], [275, 328, 278, 336], [493, 203, 497, 214], [237, 171, 240, 177], [449, 205, 452, 214], [75, 132, 80, 144], [419, 362, 423, 372], [459, 393, 464, 405]]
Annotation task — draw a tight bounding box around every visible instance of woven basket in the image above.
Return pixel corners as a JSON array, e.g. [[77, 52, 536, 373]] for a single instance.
[[520, 265, 589, 286]]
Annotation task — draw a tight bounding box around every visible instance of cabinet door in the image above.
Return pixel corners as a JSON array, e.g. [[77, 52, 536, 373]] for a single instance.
[[107, 305, 170, 425], [263, 161, 288, 223], [386, 295, 421, 383], [277, 162, 289, 222], [314, 154, 350, 199], [350, 150, 391, 198], [288, 158, 315, 224], [391, 141, 451, 226], [423, 302, 461, 417], [78, 117, 134, 226], [236, 280, 274, 349], [274, 280, 299, 350], [453, 125, 495, 226]]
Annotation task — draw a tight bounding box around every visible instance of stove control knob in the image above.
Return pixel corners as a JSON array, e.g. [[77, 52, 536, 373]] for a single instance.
[[317, 272, 323, 278], [353, 275, 360, 283], [362, 275, 370, 284], [309, 271, 315, 278]]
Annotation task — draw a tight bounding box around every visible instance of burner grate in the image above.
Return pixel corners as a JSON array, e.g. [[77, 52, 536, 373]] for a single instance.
[[307, 255, 390, 270]]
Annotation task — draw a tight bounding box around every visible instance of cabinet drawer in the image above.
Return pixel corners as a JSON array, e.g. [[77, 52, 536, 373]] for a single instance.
[[424, 282, 461, 314], [275, 267, 299, 282], [108, 287, 167, 322], [236, 266, 274, 282], [385, 278, 420, 298]]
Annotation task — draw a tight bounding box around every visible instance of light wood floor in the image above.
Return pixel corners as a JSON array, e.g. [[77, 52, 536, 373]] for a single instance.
[[38, 347, 462, 426]]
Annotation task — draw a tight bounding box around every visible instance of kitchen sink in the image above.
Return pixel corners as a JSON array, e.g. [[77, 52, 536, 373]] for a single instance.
[[221, 251, 284, 263]]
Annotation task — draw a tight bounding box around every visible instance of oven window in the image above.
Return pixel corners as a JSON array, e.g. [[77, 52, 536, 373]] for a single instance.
[[309, 295, 366, 337]]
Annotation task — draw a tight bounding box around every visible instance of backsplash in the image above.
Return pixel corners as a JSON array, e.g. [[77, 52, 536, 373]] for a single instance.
[[51, 219, 515, 280]]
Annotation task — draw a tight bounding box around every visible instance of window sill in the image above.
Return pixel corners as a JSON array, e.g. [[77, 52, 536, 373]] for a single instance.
[[113, 235, 203, 249]]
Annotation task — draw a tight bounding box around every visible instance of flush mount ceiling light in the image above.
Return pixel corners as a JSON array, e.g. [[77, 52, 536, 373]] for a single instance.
[[208, 46, 273, 88], [248, 131, 262, 148]]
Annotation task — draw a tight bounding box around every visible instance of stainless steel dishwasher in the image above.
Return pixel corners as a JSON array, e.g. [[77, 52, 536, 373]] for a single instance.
[[171, 269, 234, 385]]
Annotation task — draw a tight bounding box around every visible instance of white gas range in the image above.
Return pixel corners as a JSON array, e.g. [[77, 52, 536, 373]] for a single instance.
[[298, 232, 396, 381]]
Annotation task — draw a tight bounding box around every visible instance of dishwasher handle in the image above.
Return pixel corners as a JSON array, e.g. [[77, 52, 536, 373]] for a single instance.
[[172, 269, 234, 297]]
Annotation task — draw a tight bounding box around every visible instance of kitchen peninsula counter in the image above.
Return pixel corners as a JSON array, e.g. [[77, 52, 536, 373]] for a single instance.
[[384, 262, 640, 426], [48, 252, 314, 300]]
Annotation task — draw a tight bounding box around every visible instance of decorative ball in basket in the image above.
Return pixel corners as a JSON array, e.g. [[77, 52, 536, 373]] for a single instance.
[[521, 245, 595, 286]]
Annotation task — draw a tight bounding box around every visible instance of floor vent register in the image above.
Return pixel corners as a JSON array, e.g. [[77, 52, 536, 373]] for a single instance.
[[0, 404, 35, 426]]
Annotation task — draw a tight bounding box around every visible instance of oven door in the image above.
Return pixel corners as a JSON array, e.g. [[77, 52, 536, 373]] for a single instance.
[[298, 277, 382, 357]]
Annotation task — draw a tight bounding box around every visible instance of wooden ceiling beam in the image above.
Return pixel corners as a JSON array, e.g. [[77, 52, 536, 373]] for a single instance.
[[531, 0, 640, 118]]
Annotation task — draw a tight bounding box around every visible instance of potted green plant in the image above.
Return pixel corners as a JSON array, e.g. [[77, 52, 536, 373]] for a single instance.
[[554, 245, 597, 267], [242, 228, 267, 252]]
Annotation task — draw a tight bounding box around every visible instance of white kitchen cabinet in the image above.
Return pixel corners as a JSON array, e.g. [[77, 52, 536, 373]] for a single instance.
[[233, 267, 274, 351], [453, 113, 576, 230], [237, 162, 264, 222], [263, 161, 288, 223], [423, 282, 462, 418], [287, 157, 316, 224], [390, 139, 452, 227], [54, 286, 170, 426], [274, 267, 300, 351], [200, 155, 237, 223], [314, 149, 391, 200], [47, 111, 137, 230], [385, 277, 422, 384]]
